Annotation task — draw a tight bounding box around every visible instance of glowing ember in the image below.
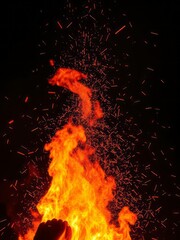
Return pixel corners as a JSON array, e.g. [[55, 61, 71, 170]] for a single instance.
[[19, 68, 137, 240]]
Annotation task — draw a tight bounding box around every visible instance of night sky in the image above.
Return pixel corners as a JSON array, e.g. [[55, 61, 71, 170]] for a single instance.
[[0, 1, 179, 240]]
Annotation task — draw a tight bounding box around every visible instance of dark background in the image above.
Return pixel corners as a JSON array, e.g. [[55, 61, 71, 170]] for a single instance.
[[0, 0, 179, 239], [0, 0, 178, 137]]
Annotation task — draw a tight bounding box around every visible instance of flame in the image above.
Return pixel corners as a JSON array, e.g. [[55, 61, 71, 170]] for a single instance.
[[49, 68, 91, 118], [19, 68, 137, 240]]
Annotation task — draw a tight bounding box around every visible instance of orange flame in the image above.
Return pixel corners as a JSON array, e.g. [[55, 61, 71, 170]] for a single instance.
[[49, 68, 91, 118], [18, 68, 137, 240]]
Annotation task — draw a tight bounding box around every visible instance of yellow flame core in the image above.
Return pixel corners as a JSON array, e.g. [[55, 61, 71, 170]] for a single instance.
[[39, 122, 136, 240]]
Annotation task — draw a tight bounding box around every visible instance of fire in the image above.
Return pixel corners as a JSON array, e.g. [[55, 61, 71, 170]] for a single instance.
[[49, 68, 91, 118], [18, 68, 137, 240]]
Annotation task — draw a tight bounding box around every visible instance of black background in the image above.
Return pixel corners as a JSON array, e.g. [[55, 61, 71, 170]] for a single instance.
[[0, 0, 179, 239]]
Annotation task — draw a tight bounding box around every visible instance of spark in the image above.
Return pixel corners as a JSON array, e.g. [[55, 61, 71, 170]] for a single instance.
[[115, 25, 126, 35]]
